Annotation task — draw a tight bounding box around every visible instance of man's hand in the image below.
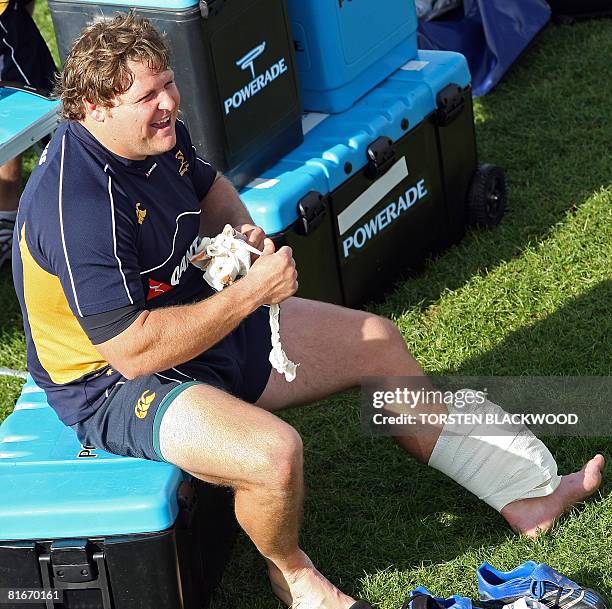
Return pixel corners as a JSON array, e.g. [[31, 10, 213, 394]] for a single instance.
[[235, 223, 268, 262], [244, 239, 297, 305]]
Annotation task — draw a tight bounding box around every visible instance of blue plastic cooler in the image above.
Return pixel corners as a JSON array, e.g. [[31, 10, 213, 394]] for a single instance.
[[287, 0, 419, 113], [0, 84, 60, 165], [0, 377, 236, 609], [241, 50, 479, 306]]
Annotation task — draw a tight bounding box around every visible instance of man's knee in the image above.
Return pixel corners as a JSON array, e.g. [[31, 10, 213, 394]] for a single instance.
[[0, 156, 22, 182], [259, 423, 303, 491], [363, 314, 407, 353]]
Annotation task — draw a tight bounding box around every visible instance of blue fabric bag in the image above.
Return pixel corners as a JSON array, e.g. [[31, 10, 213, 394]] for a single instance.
[[418, 0, 551, 96]]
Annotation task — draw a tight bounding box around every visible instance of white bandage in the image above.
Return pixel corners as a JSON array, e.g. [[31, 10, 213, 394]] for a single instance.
[[190, 225, 298, 382], [428, 391, 561, 511]]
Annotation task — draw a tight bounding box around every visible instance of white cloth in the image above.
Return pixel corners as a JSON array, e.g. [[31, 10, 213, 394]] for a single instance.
[[190, 225, 298, 382], [428, 390, 561, 511]]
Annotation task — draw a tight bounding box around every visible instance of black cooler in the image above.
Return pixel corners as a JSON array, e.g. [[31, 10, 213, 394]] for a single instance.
[[240, 50, 505, 307], [47, 0, 303, 188]]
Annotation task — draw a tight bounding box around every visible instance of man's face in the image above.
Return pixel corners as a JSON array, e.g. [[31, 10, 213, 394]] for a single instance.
[[100, 60, 180, 160]]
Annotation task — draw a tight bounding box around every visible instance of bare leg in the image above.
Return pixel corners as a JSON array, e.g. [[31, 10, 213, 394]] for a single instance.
[[257, 297, 605, 536], [0, 156, 22, 211], [257, 297, 446, 462], [158, 384, 355, 609]]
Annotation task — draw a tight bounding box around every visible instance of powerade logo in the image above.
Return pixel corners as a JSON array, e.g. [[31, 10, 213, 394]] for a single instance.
[[224, 41, 289, 116], [342, 179, 429, 258]]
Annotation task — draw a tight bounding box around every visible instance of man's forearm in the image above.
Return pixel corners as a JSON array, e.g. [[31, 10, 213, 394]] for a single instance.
[[199, 174, 253, 237], [98, 276, 263, 379], [95, 235, 296, 379]]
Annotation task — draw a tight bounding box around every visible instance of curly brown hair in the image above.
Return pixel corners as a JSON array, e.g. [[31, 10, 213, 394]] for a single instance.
[[57, 12, 171, 120]]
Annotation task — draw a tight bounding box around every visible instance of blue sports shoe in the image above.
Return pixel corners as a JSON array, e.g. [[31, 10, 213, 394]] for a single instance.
[[477, 561, 607, 609], [403, 586, 476, 609]]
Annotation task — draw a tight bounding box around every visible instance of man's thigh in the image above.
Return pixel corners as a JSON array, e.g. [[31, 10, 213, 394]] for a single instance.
[[73, 371, 299, 487], [158, 383, 301, 488], [256, 297, 419, 412]]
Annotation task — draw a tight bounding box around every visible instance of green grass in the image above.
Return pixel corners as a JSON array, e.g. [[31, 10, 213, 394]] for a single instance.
[[2, 6, 611, 609]]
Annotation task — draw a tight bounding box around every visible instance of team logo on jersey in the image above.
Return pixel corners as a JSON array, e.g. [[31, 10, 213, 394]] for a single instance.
[[135, 389, 156, 419], [147, 278, 173, 301], [175, 150, 190, 176], [136, 202, 147, 225]]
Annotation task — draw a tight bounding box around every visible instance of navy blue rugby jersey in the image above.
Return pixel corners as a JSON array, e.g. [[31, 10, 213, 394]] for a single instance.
[[12, 119, 216, 425]]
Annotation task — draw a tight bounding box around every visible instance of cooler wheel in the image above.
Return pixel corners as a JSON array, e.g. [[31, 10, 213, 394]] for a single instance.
[[467, 163, 506, 227]]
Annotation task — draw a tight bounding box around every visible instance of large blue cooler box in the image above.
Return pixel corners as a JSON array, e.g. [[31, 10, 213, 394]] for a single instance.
[[241, 50, 478, 307], [47, 0, 303, 189], [287, 0, 418, 113], [0, 83, 60, 165], [0, 377, 237, 609]]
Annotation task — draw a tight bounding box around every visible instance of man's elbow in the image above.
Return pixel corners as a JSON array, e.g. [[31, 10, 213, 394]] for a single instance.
[[94, 311, 152, 380], [95, 342, 149, 381], [116, 360, 143, 381], [114, 357, 167, 381], [98, 353, 142, 381]]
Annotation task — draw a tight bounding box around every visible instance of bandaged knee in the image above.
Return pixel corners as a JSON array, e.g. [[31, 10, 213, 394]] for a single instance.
[[428, 390, 561, 511]]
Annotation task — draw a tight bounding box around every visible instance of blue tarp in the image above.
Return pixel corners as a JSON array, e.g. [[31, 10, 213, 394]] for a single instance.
[[418, 0, 551, 96]]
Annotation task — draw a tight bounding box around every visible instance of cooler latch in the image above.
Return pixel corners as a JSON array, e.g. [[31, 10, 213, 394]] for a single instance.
[[435, 84, 465, 126], [296, 191, 327, 236], [199, 0, 226, 19], [50, 540, 98, 584], [199, 0, 212, 18], [38, 540, 112, 609], [365, 137, 396, 179]]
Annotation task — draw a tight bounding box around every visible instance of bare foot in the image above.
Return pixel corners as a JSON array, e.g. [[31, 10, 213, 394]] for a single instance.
[[285, 563, 356, 609], [501, 454, 605, 538], [267, 552, 355, 609]]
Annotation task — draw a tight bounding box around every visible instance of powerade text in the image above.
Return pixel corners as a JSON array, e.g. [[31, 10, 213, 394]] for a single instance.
[[224, 58, 288, 115], [342, 179, 428, 258]]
